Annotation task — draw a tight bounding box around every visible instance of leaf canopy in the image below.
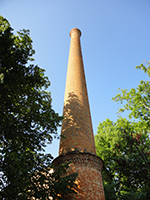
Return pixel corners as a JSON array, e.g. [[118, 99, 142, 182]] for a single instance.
[[0, 15, 77, 200], [95, 62, 150, 200]]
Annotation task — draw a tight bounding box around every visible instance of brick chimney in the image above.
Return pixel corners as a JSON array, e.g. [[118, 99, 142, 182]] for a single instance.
[[53, 28, 105, 200]]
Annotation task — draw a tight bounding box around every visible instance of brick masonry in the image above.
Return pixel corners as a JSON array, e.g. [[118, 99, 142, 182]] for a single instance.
[[54, 153, 105, 200], [53, 28, 105, 200], [59, 28, 96, 156], [66, 164, 105, 200]]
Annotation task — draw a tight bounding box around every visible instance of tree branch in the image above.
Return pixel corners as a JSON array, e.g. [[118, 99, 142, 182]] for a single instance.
[[140, 101, 150, 111]]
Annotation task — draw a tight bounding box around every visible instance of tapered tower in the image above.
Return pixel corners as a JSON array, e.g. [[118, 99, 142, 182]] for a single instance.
[[53, 28, 105, 200]]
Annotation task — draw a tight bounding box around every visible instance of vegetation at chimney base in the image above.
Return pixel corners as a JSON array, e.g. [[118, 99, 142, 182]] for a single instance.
[[0, 16, 77, 199], [95, 62, 150, 200]]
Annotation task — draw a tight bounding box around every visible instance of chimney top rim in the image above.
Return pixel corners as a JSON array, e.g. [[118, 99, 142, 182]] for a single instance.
[[69, 28, 81, 37]]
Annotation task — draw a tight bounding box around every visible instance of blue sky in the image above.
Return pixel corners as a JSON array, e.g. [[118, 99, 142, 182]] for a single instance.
[[1, 0, 150, 158]]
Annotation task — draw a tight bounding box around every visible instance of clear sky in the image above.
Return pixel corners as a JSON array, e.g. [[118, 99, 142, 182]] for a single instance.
[[1, 0, 150, 158]]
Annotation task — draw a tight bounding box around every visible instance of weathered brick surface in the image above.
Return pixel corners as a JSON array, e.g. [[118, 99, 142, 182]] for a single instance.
[[54, 28, 105, 199], [59, 28, 96, 156], [53, 153, 105, 199], [65, 164, 105, 200]]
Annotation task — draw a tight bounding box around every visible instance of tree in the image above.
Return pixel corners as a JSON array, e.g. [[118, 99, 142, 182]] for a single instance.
[[0, 16, 77, 199], [95, 62, 150, 200]]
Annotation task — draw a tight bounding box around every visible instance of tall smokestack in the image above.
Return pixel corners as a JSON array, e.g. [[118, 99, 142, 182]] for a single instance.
[[59, 28, 96, 156], [53, 28, 105, 200]]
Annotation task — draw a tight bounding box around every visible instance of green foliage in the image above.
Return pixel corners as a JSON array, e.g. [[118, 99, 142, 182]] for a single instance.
[[0, 16, 77, 199], [112, 63, 150, 125], [27, 162, 77, 200], [95, 62, 150, 200]]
